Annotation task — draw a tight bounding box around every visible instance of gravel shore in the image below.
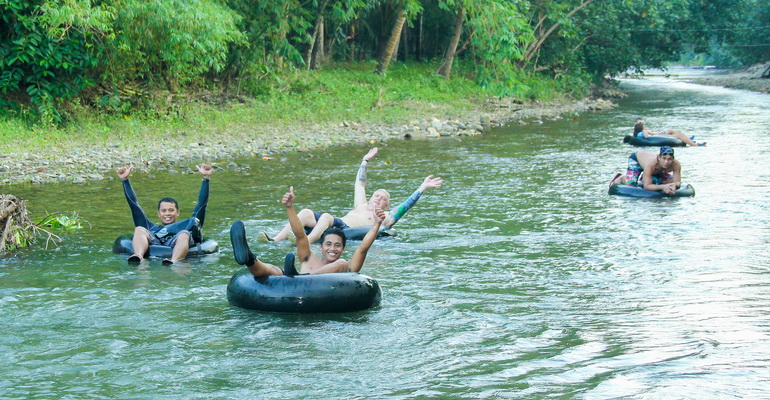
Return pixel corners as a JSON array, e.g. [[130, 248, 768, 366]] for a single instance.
[[0, 96, 618, 186], [684, 62, 770, 94]]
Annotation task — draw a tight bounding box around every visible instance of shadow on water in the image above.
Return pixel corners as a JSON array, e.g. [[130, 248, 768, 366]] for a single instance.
[[2, 74, 770, 398]]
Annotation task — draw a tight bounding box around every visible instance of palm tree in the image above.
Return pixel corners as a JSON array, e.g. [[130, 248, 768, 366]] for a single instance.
[[436, 3, 466, 79], [375, 6, 407, 74]]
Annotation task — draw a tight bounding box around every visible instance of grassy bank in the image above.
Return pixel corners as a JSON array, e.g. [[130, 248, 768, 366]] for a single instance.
[[0, 62, 579, 155]]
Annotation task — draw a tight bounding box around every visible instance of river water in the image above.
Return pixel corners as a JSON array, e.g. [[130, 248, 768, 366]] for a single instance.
[[2, 76, 769, 399]]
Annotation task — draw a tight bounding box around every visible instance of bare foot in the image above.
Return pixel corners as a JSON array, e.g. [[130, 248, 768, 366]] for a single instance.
[[609, 173, 622, 188]]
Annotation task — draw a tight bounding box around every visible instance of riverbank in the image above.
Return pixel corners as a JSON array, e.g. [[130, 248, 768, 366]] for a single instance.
[[684, 62, 770, 93], [0, 93, 617, 186]]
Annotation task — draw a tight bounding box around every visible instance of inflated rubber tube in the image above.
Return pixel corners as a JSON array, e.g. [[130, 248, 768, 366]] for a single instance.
[[303, 225, 396, 241], [112, 234, 219, 258], [227, 269, 382, 313], [608, 183, 695, 198], [344, 225, 396, 240], [623, 135, 685, 147]]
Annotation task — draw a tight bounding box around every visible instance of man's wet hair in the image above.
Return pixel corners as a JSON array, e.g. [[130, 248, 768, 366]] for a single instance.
[[374, 188, 390, 199], [321, 227, 347, 248], [158, 197, 179, 210]]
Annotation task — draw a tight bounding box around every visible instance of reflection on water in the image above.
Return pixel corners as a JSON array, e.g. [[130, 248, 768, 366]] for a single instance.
[[2, 75, 769, 398]]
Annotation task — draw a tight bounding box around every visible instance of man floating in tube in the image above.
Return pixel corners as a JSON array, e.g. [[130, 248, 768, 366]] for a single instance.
[[258, 147, 443, 243]]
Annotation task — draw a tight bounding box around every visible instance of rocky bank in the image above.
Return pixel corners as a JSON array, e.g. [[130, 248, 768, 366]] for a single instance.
[[685, 62, 770, 93], [0, 96, 618, 185]]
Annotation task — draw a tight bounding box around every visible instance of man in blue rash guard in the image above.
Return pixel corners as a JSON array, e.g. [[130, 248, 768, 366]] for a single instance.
[[117, 164, 212, 265], [262, 147, 443, 243]]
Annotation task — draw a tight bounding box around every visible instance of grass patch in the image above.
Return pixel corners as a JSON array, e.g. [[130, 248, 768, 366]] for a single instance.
[[0, 61, 580, 154]]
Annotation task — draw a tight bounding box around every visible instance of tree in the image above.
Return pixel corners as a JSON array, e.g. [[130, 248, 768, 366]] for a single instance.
[[108, 0, 243, 89], [0, 0, 113, 121], [521, 0, 594, 66], [373, 0, 422, 74], [375, 4, 407, 74], [687, 0, 767, 65], [435, 1, 465, 79], [464, 0, 532, 93], [224, 0, 309, 79], [578, 0, 694, 77], [304, 0, 366, 69], [518, 0, 724, 80]]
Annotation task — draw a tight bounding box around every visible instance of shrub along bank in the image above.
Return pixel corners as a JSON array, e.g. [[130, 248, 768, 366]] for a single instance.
[[0, 62, 615, 185]]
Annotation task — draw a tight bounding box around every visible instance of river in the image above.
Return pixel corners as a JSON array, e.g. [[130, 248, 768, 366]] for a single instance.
[[1, 75, 769, 399]]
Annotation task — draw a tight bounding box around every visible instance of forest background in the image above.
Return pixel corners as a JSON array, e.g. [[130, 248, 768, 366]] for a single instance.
[[1, 0, 768, 156]]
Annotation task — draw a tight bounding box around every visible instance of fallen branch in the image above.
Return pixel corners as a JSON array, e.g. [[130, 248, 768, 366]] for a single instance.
[[0, 195, 36, 254]]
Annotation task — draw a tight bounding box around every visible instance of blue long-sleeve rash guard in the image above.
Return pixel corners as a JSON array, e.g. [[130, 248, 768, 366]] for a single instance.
[[122, 178, 209, 243]]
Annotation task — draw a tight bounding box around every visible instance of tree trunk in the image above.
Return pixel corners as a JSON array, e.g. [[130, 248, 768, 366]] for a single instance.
[[311, 17, 325, 69], [416, 12, 423, 60], [374, 3, 391, 62], [324, 33, 336, 65], [274, 3, 292, 68], [522, 0, 594, 64], [348, 20, 359, 62], [392, 27, 402, 62], [375, 8, 407, 75], [305, 0, 329, 70], [305, 25, 319, 70], [276, 27, 286, 68], [436, 5, 465, 79], [399, 20, 408, 61]]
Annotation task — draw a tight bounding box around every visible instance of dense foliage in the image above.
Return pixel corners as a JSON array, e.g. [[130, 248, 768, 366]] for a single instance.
[[1, 0, 766, 122], [1, 0, 113, 122]]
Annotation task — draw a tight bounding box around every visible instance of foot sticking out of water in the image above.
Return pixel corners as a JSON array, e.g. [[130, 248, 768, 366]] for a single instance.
[[257, 231, 273, 242], [230, 221, 256, 267], [283, 252, 298, 276], [609, 173, 622, 188]]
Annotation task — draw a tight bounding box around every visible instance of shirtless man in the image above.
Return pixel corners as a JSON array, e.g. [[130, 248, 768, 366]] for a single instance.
[[230, 186, 385, 277], [633, 118, 706, 146], [117, 164, 212, 265], [611, 146, 682, 195], [262, 147, 443, 243]]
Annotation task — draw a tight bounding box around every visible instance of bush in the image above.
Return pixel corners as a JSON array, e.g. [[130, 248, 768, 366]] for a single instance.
[[0, 0, 113, 122]]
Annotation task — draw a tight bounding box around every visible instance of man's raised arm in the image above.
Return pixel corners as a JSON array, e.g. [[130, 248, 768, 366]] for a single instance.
[[353, 147, 378, 208], [384, 175, 443, 227], [117, 166, 153, 230], [282, 187, 312, 263], [348, 207, 385, 273], [191, 164, 212, 226]]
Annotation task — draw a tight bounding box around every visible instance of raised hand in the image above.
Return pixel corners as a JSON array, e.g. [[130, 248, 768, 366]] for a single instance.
[[373, 207, 386, 224], [117, 166, 133, 180], [364, 147, 378, 162], [420, 175, 443, 190], [281, 186, 295, 208], [196, 163, 213, 179]]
